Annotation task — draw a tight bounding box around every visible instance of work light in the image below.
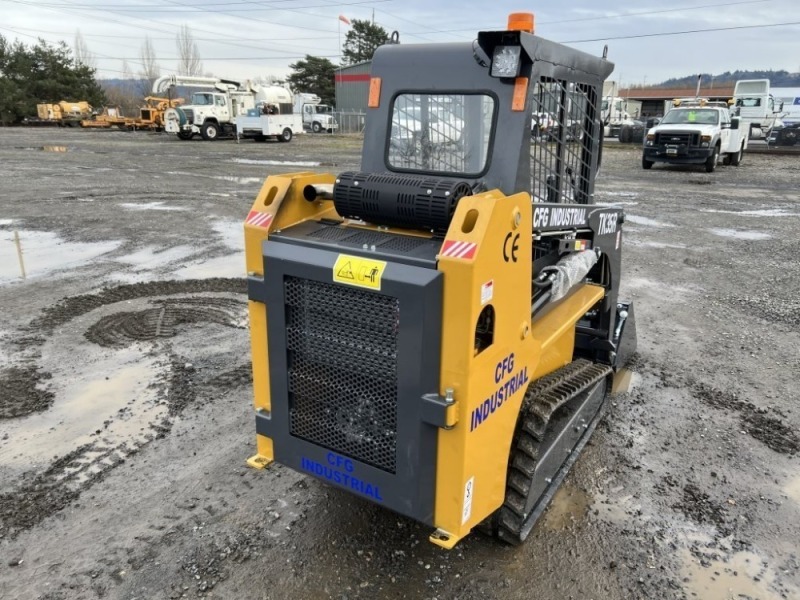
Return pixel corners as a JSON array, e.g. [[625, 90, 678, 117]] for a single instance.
[[490, 45, 521, 78]]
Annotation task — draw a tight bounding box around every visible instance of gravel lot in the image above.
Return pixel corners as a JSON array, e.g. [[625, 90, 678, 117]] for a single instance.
[[1, 128, 798, 600]]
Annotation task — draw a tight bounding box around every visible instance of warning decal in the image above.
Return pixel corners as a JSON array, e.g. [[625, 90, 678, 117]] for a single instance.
[[333, 254, 387, 291], [440, 239, 478, 260], [245, 210, 273, 229]]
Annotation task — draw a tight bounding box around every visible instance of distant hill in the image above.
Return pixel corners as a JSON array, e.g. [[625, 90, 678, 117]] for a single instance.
[[655, 70, 800, 88], [99, 78, 146, 89]]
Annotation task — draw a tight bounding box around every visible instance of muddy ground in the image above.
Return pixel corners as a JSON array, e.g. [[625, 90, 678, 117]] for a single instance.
[[0, 128, 798, 600]]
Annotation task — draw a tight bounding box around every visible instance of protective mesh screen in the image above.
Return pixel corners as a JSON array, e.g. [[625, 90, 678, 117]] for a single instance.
[[285, 276, 400, 474], [530, 78, 600, 204], [388, 93, 494, 175]]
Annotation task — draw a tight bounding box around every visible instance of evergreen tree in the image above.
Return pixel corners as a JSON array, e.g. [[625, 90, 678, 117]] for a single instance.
[[0, 35, 106, 124], [287, 55, 337, 106], [342, 19, 388, 65]]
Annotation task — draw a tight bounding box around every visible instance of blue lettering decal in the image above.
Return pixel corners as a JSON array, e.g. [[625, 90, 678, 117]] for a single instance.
[[299, 456, 382, 502], [471, 362, 530, 433]]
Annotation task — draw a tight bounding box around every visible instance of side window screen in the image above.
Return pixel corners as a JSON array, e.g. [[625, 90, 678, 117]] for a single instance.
[[387, 93, 494, 176]]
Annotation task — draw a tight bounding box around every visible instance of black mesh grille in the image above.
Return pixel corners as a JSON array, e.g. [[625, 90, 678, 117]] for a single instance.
[[530, 78, 599, 204], [308, 226, 429, 252], [285, 276, 399, 473]]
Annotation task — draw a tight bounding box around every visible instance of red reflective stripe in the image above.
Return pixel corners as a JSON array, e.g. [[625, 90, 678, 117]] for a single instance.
[[440, 240, 477, 260], [246, 211, 273, 228], [335, 74, 372, 83]]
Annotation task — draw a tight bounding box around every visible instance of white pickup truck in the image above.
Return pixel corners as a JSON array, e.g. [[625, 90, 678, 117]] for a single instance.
[[642, 101, 749, 173]]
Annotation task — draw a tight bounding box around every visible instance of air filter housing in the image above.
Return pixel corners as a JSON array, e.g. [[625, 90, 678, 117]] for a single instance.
[[333, 171, 472, 233]]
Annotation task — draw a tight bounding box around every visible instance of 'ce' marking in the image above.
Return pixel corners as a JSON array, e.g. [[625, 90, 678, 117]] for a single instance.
[[503, 232, 519, 263]]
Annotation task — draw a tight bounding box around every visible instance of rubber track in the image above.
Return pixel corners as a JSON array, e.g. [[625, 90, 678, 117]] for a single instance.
[[484, 359, 612, 544]]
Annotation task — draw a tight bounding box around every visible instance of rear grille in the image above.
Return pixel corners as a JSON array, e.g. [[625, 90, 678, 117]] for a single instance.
[[284, 276, 399, 473], [656, 131, 698, 146], [308, 226, 429, 252]]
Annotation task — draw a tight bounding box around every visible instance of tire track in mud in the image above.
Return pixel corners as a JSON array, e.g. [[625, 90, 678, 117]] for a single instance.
[[690, 382, 799, 455], [1, 278, 248, 538], [85, 297, 245, 348], [0, 355, 199, 539], [28, 277, 246, 335], [624, 354, 799, 455], [0, 366, 54, 419]]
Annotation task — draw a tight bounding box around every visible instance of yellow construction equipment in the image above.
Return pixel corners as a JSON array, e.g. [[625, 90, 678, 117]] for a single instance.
[[133, 96, 185, 131], [243, 12, 636, 548], [80, 106, 134, 129], [35, 101, 92, 127]]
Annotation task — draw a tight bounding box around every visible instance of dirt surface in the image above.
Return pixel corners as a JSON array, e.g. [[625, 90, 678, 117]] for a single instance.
[[1, 128, 799, 600]]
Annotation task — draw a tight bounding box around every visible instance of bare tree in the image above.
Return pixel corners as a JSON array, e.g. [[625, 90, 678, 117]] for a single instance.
[[138, 36, 161, 96], [74, 29, 96, 69], [176, 25, 203, 76]]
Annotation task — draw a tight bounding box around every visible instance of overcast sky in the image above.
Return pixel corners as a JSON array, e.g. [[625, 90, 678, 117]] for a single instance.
[[1, 0, 798, 85]]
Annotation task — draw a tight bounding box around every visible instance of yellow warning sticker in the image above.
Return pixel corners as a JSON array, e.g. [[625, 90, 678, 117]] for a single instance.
[[333, 254, 387, 291]]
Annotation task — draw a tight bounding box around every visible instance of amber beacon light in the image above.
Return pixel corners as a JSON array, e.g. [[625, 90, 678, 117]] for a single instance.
[[507, 12, 535, 33]]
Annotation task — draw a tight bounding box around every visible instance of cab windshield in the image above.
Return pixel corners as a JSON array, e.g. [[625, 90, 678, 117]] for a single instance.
[[191, 93, 214, 106], [387, 92, 494, 176], [661, 108, 719, 125], [314, 105, 331, 114]]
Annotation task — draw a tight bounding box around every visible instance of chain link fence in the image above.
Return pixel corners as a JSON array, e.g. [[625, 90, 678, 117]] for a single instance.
[[333, 111, 366, 134]]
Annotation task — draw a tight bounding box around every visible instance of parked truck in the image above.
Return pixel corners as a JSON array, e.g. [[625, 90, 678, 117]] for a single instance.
[[234, 86, 303, 143], [294, 93, 338, 133], [733, 79, 784, 139], [154, 75, 289, 141], [643, 99, 748, 172], [602, 96, 642, 138], [768, 88, 800, 146]]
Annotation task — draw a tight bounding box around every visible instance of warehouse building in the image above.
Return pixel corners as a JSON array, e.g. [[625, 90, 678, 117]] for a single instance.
[[334, 61, 371, 132], [619, 86, 735, 117]]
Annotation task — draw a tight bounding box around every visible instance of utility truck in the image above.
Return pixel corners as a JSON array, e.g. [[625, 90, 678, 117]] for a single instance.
[[234, 86, 303, 143], [294, 93, 338, 133], [733, 79, 784, 139], [602, 96, 642, 138], [601, 82, 641, 138], [643, 99, 748, 172], [153, 75, 293, 141], [768, 88, 800, 146]]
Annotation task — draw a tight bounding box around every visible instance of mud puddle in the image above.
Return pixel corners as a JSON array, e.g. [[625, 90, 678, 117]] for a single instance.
[[708, 228, 772, 240], [172, 255, 243, 279], [541, 483, 591, 530], [211, 219, 246, 251], [165, 171, 263, 185], [783, 476, 800, 505], [0, 348, 164, 469], [700, 207, 799, 217], [118, 201, 186, 211], [117, 245, 199, 272], [681, 548, 797, 600], [626, 215, 676, 228], [230, 158, 322, 167], [627, 239, 687, 249], [169, 220, 244, 279], [0, 230, 121, 283]]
